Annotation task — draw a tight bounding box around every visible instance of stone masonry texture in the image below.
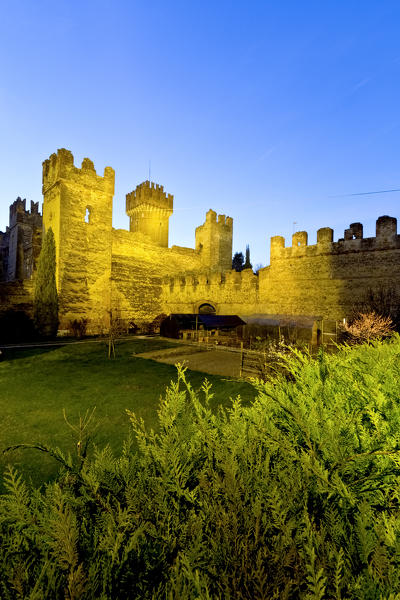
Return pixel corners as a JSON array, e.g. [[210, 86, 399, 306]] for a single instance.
[[1, 148, 399, 332]]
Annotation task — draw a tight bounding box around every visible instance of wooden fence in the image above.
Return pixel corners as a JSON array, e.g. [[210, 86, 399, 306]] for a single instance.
[[186, 319, 342, 381]]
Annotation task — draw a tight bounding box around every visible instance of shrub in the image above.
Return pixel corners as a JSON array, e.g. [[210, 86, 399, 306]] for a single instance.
[[341, 311, 394, 344], [2, 337, 400, 598], [69, 318, 88, 338]]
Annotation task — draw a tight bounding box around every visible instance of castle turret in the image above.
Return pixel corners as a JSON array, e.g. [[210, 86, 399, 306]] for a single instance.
[[195, 209, 233, 271], [126, 181, 173, 247], [42, 148, 115, 331], [0, 197, 42, 282]]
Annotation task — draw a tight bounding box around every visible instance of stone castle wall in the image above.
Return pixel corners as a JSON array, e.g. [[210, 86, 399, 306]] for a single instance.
[[162, 268, 259, 316], [162, 216, 400, 321], [110, 228, 204, 326], [1, 147, 398, 332], [40, 149, 233, 332], [42, 150, 115, 331], [0, 280, 34, 315], [258, 216, 400, 319]]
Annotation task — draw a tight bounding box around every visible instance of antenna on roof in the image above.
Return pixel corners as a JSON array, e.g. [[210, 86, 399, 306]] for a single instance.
[[149, 159, 151, 183]]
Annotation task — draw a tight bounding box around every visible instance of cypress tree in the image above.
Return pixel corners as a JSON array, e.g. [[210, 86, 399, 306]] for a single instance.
[[243, 244, 252, 270], [34, 227, 59, 338]]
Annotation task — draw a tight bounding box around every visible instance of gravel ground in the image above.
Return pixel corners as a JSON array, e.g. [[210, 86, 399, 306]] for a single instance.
[[136, 346, 242, 378]]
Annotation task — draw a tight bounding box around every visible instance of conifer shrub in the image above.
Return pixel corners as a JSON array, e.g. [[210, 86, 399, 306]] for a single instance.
[[33, 227, 58, 338], [1, 336, 400, 598]]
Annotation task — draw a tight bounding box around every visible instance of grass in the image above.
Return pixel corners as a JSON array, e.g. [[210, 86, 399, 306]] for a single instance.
[[0, 337, 257, 491]]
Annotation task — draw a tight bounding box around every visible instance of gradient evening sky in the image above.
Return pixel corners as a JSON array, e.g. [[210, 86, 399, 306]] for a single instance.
[[1, 0, 400, 267]]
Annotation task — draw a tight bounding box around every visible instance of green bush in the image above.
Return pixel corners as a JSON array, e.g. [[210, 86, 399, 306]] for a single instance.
[[2, 337, 400, 598]]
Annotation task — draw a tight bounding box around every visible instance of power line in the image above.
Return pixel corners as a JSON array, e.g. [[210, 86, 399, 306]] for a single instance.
[[331, 188, 400, 198]]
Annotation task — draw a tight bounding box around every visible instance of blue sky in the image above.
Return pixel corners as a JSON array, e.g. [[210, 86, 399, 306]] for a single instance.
[[1, 0, 400, 267]]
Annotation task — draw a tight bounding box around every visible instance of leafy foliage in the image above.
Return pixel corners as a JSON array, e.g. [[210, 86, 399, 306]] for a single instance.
[[2, 337, 400, 598], [33, 227, 58, 338], [232, 251, 245, 271]]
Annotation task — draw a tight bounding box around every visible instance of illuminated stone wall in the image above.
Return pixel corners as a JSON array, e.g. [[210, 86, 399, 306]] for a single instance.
[[111, 229, 204, 326], [195, 210, 233, 272], [41, 149, 233, 332], [162, 217, 400, 321], [259, 217, 400, 319], [4, 148, 398, 332], [42, 149, 115, 331], [126, 181, 173, 247]]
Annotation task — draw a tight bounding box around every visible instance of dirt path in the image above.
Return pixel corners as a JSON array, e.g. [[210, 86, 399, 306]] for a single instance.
[[136, 346, 242, 378]]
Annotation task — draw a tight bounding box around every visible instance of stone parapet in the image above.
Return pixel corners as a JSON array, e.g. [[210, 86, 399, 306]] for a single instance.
[[42, 148, 115, 195], [270, 216, 399, 260]]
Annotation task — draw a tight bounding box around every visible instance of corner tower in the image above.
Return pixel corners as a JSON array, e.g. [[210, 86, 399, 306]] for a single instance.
[[126, 181, 173, 247], [42, 148, 115, 331], [195, 209, 233, 271]]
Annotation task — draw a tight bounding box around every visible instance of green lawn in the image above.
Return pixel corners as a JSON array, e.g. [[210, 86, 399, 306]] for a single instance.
[[0, 338, 257, 491]]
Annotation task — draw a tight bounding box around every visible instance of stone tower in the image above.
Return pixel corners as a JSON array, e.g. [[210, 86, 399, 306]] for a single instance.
[[42, 148, 115, 331], [195, 209, 233, 271], [0, 197, 42, 282], [125, 181, 173, 247]]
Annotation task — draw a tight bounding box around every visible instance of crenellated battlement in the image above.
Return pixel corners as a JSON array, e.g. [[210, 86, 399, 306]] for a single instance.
[[126, 180, 173, 216], [201, 209, 233, 230], [270, 216, 399, 260], [125, 180, 173, 247], [0, 197, 43, 282], [8, 197, 42, 229], [195, 209, 233, 272], [162, 267, 258, 294], [42, 148, 115, 194]]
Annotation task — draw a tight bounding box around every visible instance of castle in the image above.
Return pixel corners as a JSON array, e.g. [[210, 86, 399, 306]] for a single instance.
[[1, 147, 399, 333]]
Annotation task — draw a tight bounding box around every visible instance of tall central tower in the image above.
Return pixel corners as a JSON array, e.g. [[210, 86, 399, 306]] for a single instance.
[[126, 181, 173, 247]]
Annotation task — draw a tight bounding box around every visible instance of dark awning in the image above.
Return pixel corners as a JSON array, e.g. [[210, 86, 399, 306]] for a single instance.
[[167, 314, 245, 330]]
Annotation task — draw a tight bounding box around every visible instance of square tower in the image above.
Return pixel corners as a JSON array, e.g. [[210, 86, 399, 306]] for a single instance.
[[42, 149, 115, 331]]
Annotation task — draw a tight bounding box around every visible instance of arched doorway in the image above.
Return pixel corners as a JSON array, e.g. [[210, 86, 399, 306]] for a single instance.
[[198, 303, 216, 315]]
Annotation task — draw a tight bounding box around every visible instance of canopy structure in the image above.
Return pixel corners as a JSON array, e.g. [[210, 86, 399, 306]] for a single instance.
[[239, 314, 322, 328], [160, 314, 245, 339], [238, 313, 326, 345]]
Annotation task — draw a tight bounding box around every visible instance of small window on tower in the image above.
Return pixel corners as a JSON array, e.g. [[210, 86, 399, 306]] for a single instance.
[[84, 207, 91, 224]]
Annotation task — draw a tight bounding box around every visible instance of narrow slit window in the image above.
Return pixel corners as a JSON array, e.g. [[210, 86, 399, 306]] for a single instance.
[[85, 207, 91, 223]]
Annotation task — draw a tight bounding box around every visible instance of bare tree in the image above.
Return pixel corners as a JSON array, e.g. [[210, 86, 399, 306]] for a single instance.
[[341, 312, 393, 344], [354, 285, 400, 330]]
